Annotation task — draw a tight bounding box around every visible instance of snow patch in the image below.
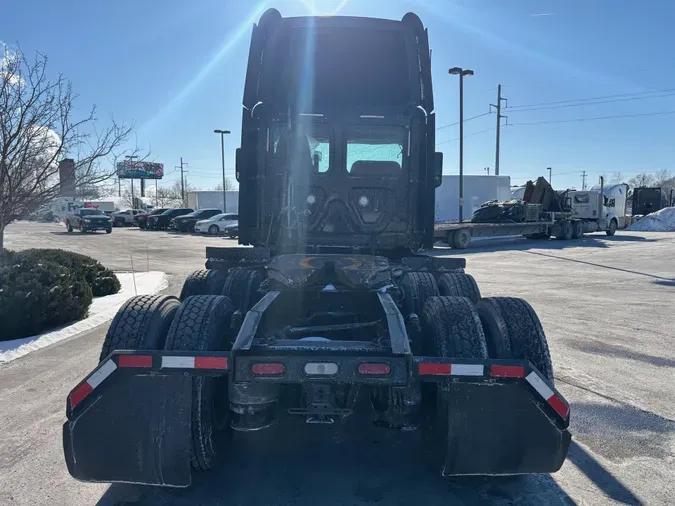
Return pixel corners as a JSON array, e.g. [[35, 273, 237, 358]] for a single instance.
[[0, 271, 169, 364], [627, 207, 675, 232]]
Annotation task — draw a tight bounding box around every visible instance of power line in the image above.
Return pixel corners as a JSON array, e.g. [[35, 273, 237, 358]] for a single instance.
[[507, 87, 675, 110], [437, 127, 496, 146], [511, 109, 675, 126], [436, 111, 493, 131], [507, 91, 675, 113]]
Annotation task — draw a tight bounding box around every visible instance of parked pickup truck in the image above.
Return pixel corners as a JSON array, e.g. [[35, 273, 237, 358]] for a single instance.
[[66, 209, 113, 233], [111, 209, 143, 227]]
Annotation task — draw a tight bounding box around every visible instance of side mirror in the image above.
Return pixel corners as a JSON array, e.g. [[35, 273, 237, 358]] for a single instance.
[[433, 152, 443, 188], [235, 148, 242, 182]]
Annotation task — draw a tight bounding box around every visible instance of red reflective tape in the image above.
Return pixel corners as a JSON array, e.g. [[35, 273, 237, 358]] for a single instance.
[[547, 394, 570, 420], [118, 355, 153, 368], [418, 362, 452, 376], [490, 364, 525, 378], [195, 356, 228, 370], [70, 382, 93, 408]]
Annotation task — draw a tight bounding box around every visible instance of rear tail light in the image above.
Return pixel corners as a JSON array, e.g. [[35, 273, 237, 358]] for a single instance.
[[251, 363, 285, 375], [357, 363, 391, 376]]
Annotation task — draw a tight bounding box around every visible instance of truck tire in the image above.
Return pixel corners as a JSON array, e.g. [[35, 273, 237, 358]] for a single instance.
[[421, 296, 488, 358], [164, 295, 236, 471], [476, 297, 553, 383], [221, 268, 265, 312], [99, 294, 180, 362], [437, 273, 481, 304], [555, 221, 573, 240], [180, 269, 229, 301], [452, 228, 471, 249], [421, 296, 488, 469], [400, 272, 439, 318], [572, 221, 584, 239], [606, 218, 617, 236]]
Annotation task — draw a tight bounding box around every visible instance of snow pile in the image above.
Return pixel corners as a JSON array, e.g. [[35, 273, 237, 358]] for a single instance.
[[0, 271, 168, 364], [627, 207, 675, 232]]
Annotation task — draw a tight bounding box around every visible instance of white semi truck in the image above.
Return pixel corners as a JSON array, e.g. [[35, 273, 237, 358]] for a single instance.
[[434, 178, 632, 248]]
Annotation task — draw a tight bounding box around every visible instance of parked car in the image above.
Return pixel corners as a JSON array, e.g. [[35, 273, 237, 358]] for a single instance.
[[111, 209, 143, 227], [66, 208, 113, 234], [147, 208, 194, 230], [171, 209, 223, 233], [194, 213, 238, 237], [135, 208, 169, 229]]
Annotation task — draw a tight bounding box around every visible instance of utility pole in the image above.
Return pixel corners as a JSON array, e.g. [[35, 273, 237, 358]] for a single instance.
[[180, 157, 185, 206], [490, 84, 507, 176], [175, 158, 188, 206], [581, 171, 587, 190], [547, 167, 552, 185]]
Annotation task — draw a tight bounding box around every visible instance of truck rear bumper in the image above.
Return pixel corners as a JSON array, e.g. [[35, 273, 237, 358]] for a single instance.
[[63, 351, 570, 487]]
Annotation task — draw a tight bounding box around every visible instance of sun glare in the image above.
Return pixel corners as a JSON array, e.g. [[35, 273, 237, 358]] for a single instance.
[[301, 0, 351, 16], [139, 1, 269, 135]]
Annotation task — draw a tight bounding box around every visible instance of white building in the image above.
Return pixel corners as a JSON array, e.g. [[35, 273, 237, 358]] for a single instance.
[[187, 191, 239, 213], [435, 175, 511, 222]]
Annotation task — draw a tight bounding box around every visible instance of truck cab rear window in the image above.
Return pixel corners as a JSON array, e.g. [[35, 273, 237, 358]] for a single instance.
[[347, 127, 405, 177]]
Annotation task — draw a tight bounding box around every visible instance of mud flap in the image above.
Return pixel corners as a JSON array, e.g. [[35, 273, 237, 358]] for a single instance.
[[63, 373, 193, 487], [440, 381, 571, 475]]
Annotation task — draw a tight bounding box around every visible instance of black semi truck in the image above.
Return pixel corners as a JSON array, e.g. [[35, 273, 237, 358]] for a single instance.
[[63, 9, 570, 487]]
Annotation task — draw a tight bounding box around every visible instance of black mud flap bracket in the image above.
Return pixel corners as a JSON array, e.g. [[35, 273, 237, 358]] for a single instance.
[[440, 380, 570, 475], [63, 351, 230, 487], [416, 358, 571, 476]]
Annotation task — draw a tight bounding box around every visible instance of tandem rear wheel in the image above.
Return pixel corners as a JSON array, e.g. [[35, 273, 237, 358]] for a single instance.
[[180, 269, 229, 300], [164, 295, 237, 471], [420, 296, 488, 472], [419, 294, 558, 476], [99, 294, 181, 362]]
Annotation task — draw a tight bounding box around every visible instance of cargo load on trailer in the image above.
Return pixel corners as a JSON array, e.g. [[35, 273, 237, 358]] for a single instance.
[[63, 9, 570, 488]]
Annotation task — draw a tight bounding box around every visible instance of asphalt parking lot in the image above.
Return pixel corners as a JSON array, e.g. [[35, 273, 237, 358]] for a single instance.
[[1, 222, 674, 505]]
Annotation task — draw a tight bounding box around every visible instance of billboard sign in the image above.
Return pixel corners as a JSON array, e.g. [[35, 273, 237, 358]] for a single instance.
[[116, 161, 164, 179]]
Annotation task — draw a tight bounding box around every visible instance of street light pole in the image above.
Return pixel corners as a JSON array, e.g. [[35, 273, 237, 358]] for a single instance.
[[448, 67, 474, 223], [214, 129, 231, 212]]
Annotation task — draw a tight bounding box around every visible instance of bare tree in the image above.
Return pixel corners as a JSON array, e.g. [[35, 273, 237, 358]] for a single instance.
[[611, 172, 624, 184], [0, 46, 139, 249], [654, 169, 672, 186], [148, 181, 192, 208], [214, 178, 236, 191], [628, 172, 655, 188]]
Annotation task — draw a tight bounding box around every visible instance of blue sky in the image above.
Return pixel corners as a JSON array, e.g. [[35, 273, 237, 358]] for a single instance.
[[2, 0, 674, 191]]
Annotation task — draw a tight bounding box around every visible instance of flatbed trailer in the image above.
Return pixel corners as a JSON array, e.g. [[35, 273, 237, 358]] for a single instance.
[[434, 213, 575, 249]]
